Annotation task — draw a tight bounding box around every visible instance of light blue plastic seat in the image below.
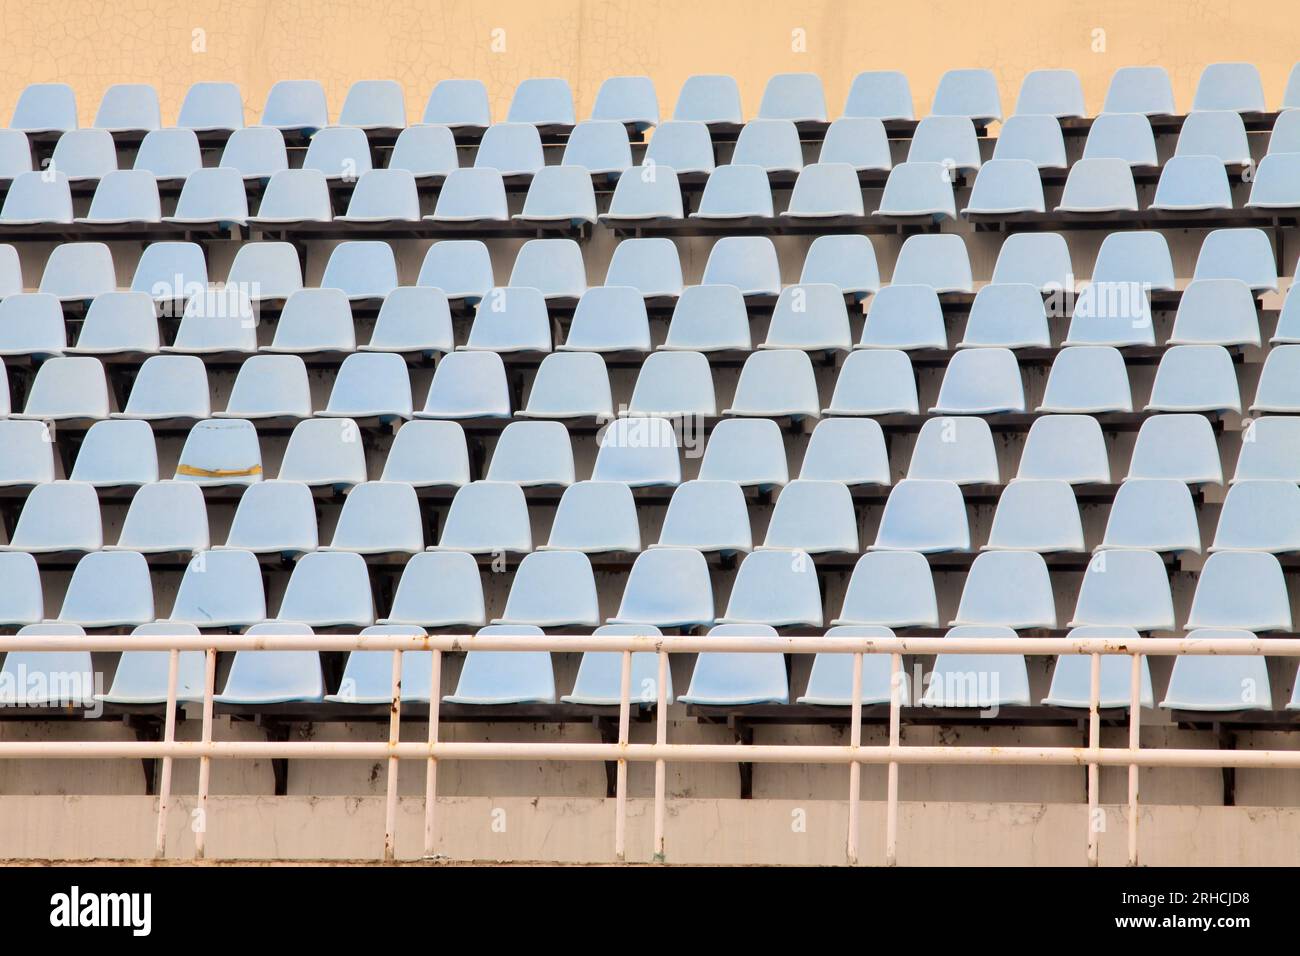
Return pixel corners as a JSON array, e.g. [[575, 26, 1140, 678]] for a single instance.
[[844, 71, 914, 121], [40, 242, 114, 302], [661, 284, 749, 352], [1103, 67, 1175, 116], [825, 348, 919, 415], [873, 162, 956, 220], [0, 420, 55, 488], [14, 356, 110, 422], [817, 117, 891, 172], [604, 238, 682, 300], [591, 417, 680, 486], [486, 420, 575, 487], [1168, 278, 1259, 346], [380, 551, 484, 627], [276, 551, 374, 627], [762, 283, 852, 351], [701, 236, 780, 296], [991, 115, 1067, 170], [429, 167, 509, 223], [921, 625, 1030, 708], [1099, 479, 1200, 553], [0, 130, 31, 183], [58, 551, 154, 627], [1082, 114, 1158, 167], [642, 122, 714, 176], [718, 550, 823, 627], [654, 481, 750, 554], [724, 350, 821, 418], [1193, 228, 1277, 291], [1161, 628, 1270, 712], [443, 625, 555, 706], [1150, 155, 1233, 211], [0, 553, 43, 625], [131, 241, 206, 308], [0, 243, 18, 296], [0, 293, 66, 357], [322, 481, 425, 555], [219, 480, 318, 556], [508, 238, 587, 301], [1056, 158, 1138, 212], [520, 352, 614, 419], [100, 623, 207, 705], [689, 164, 773, 220], [800, 235, 880, 299], [541, 481, 640, 554], [363, 287, 454, 356], [908, 416, 999, 484], [515, 166, 597, 226], [857, 284, 946, 350], [871, 479, 969, 553], [601, 164, 684, 221], [261, 288, 355, 354], [963, 159, 1044, 215], [260, 80, 328, 134], [1065, 275, 1155, 344], [891, 233, 971, 292], [591, 76, 659, 131], [327, 627, 435, 704], [1210, 480, 1300, 552], [907, 116, 981, 171], [69, 420, 157, 488], [388, 125, 458, 182], [318, 352, 413, 422], [2, 625, 94, 709], [1193, 62, 1266, 113], [460, 286, 551, 354], [673, 75, 742, 127], [1092, 230, 1174, 290], [1286, 64, 1300, 109], [248, 168, 333, 226], [559, 287, 650, 358], [107, 481, 209, 554], [321, 240, 398, 303], [1016, 416, 1110, 484], [562, 624, 673, 706], [1042, 625, 1154, 709], [1015, 69, 1085, 118], [50, 128, 117, 181], [169, 549, 266, 626], [984, 479, 1084, 552], [177, 81, 244, 133], [1267, 109, 1300, 154], [1126, 414, 1222, 484], [1246, 152, 1300, 209], [507, 78, 575, 127], [163, 288, 257, 356], [951, 551, 1057, 628], [761, 480, 858, 554], [1234, 416, 1300, 482], [493, 551, 599, 627], [422, 79, 491, 130], [163, 167, 249, 227], [0, 170, 70, 224], [759, 72, 826, 122], [338, 79, 405, 132], [214, 624, 325, 706], [732, 119, 802, 173], [698, 418, 788, 488], [608, 548, 714, 627], [227, 241, 303, 303], [959, 283, 1049, 347], [1144, 345, 1240, 413], [930, 348, 1025, 414], [417, 352, 512, 420], [678, 624, 789, 705], [433, 481, 531, 554], [802, 624, 910, 705], [417, 240, 493, 302], [1187, 551, 1291, 631], [931, 69, 1001, 122], [102, 144, 183, 199], [1069, 549, 1173, 630], [1177, 110, 1251, 165], [782, 163, 865, 219], [474, 122, 545, 177], [0, 481, 102, 554], [800, 418, 890, 485], [10, 83, 77, 134], [277, 418, 367, 489], [220, 127, 288, 180], [626, 351, 716, 417]]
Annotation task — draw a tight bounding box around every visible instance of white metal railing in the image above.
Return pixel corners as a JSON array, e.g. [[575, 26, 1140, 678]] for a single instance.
[[3, 631, 1300, 865]]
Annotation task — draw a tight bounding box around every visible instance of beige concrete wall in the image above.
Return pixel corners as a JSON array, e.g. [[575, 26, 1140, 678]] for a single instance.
[[0, 0, 1297, 127]]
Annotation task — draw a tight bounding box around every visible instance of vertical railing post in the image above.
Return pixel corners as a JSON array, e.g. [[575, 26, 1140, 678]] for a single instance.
[[194, 646, 216, 860], [383, 649, 402, 862], [154, 648, 179, 859], [846, 651, 863, 865], [885, 651, 902, 866], [1086, 651, 1101, 867], [423, 649, 442, 859], [614, 649, 632, 862], [653, 650, 668, 863], [1128, 651, 1142, 866]]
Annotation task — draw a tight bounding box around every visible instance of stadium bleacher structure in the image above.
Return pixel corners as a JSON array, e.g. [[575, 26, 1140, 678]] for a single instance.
[[2, 61, 1300, 813]]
